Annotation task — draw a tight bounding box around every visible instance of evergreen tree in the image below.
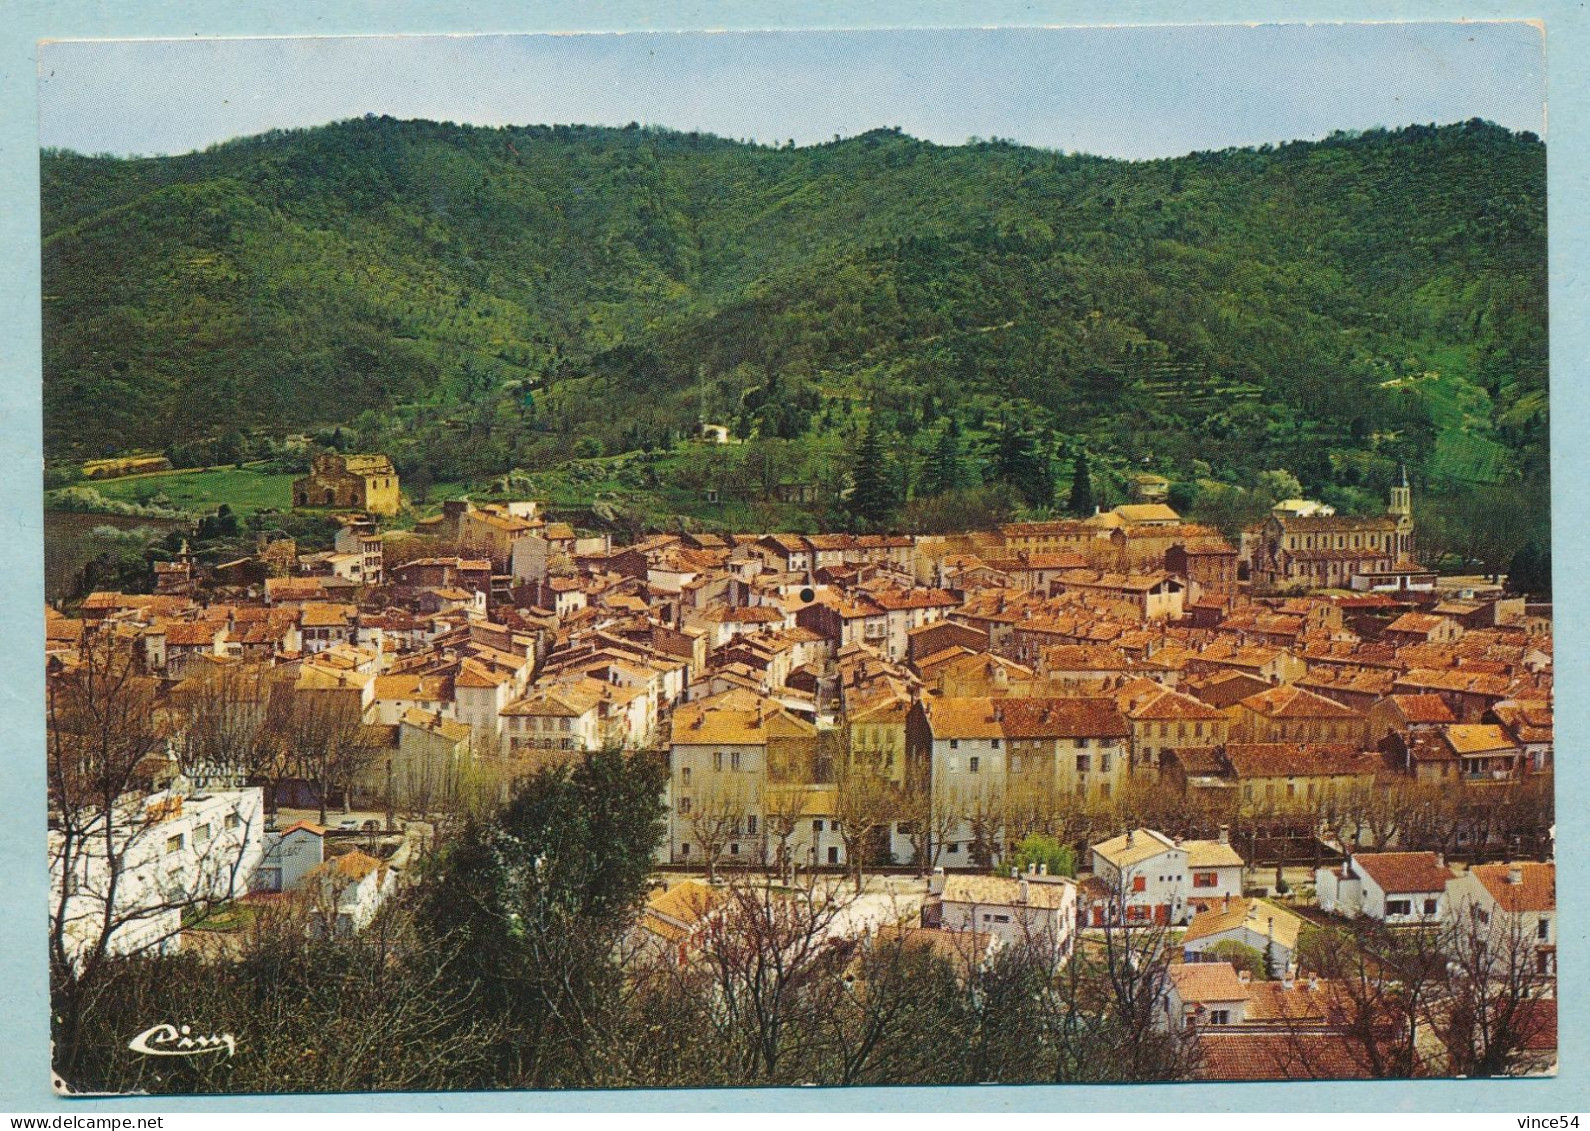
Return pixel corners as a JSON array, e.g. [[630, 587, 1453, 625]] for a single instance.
[[1508, 540, 1551, 596], [849, 415, 897, 527], [1068, 452, 1096, 515], [993, 419, 1053, 509], [922, 419, 964, 497], [417, 748, 667, 1086]]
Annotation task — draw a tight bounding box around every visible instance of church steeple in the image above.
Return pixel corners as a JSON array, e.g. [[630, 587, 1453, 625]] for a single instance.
[[1388, 463, 1413, 559], [1388, 463, 1411, 518]]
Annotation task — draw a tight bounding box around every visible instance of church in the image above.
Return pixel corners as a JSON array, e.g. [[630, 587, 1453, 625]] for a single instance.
[[1245, 467, 1423, 591], [292, 453, 401, 516]]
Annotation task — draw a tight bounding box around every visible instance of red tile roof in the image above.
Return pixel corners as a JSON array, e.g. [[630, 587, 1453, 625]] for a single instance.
[[1223, 743, 1377, 779], [1385, 694, 1457, 724], [994, 697, 1131, 739], [1469, 861, 1555, 913], [1167, 961, 1249, 1003], [1239, 685, 1365, 720], [1352, 851, 1452, 895], [1195, 1032, 1378, 1080]]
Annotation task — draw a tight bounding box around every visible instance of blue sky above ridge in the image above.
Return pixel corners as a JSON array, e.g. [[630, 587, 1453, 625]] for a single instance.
[[38, 23, 1545, 160]]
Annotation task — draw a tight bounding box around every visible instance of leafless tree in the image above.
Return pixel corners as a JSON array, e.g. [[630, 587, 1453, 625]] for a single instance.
[[286, 685, 382, 826], [894, 747, 941, 875], [388, 734, 507, 827], [1395, 781, 1464, 857], [1293, 918, 1442, 1077], [832, 739, 898, 890], [1003, 760, 1063, 845], [1078, 872, 1203, 1081], [762, 783, 811, 884], [1485, 777, 1555, 863], [687, 774, 751, 883], [1111, 776, 1198, 838], [98, 900, 516, 1095], [168, 662, 297, 802], [960, 778, 1006, 869], [813, 926, 968, 1085], [1429, 896, 1556, 1076], [1338, 778, 1415, 851], [48, 637, 260, 1086], [690, 873, 852, 1082]]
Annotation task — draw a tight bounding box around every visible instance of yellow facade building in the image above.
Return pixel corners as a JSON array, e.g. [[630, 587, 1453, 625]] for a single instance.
[[293, 453, 401, 516]]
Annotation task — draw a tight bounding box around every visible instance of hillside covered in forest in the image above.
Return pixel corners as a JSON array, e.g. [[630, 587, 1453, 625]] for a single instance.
[[41, 116, 1547, 546]]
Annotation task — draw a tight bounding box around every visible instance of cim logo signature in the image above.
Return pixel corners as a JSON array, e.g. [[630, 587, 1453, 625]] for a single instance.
[[128, 1023, 237, 1058]]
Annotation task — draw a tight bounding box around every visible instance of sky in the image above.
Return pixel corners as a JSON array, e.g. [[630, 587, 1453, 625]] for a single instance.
[[36, 22, 1546, 161]]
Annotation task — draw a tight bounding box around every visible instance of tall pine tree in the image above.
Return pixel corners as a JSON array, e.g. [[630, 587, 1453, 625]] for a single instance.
[[849, 414, 896, 527], [922, 418, 964, 497], [993, 418, 1053, 509]]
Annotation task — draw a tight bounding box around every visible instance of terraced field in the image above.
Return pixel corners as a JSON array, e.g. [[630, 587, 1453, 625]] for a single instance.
[[1410, 346, 1513, 484]]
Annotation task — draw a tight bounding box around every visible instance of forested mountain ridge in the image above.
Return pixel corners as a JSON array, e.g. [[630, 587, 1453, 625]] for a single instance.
[[42, 116, 1545, 522]]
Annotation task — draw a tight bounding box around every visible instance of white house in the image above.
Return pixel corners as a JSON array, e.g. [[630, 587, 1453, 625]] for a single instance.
[[912, 696, 1008, 868], [454, 660, 514, 752], [924, 869, 1078, 967], [333, 522, 384, 586], [667, 689, 817, 866], [869, 589, 960, 664], [1315, 851, 1451, 924], [1086, 828, 1190, 925], [254, 820, 327, 893], [1184, 828, 1247, 914], [1181, 897, 1305, 977], [511, 523, 578, 585], [369, 673, 455, 727], [49, 784, 266, 970], [1445, 861, 1556, 976], [1162, 961, 1252, 1030], [303, 849, 397, 936], [502, 683, 604, 758]]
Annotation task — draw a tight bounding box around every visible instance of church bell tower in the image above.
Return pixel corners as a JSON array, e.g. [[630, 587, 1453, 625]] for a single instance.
[[1388, 463, 1414, 559]]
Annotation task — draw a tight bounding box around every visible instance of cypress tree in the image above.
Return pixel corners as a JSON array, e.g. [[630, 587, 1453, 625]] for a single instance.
[[1068, 451, 1096, 515]]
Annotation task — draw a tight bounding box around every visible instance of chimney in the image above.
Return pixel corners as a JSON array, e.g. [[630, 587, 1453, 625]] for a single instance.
[[1308, 974, 1319, 992], [1508, 864, 1524, 885], [1223, 893, 1230, 911], [1019, 879, 1030, 904], [1038, 863, 1048, 877], [1435, 852, 1445, 871], [930, 867, 946, 896], [1282, 964, 1296, 990], [1029, 862, 1038, 875], [1237, 969, 1251, 984], [1126, 829, 1135, 847], [1218, 824, 1230, 846], [1010, 866, 1020, 879]]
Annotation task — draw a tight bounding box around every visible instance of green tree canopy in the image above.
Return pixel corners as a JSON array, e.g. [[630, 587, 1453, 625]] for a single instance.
[[1007, 834, 1077, 878]]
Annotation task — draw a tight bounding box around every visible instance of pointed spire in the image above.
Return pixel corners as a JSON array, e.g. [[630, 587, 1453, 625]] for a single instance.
[[1396, 462, 1410, 489]]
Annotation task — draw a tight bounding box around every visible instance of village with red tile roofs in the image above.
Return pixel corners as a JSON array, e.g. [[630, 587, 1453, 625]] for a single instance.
[[48, 452, 1554, 1084]]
